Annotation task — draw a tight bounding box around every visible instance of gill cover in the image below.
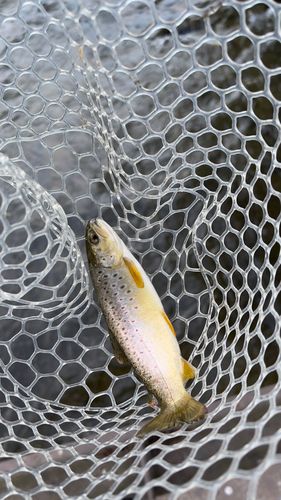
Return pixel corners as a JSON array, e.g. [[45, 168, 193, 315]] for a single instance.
[[85, 218, 123, 268]]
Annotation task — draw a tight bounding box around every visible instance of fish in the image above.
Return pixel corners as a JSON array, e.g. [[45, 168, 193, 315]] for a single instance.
[[85, 218, 206, 437]]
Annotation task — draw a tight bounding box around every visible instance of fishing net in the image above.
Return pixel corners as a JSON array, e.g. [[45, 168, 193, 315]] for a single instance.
[[0, 0, 280, 498]]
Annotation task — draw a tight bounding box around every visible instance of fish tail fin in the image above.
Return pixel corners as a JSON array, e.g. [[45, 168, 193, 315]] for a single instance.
[[137, 394, 206, 438]]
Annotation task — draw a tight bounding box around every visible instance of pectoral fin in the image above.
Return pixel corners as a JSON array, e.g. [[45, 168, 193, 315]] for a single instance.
[[108, 329, 128, 364], [123, 257, 144, 288], [181, 358, 196, 382]]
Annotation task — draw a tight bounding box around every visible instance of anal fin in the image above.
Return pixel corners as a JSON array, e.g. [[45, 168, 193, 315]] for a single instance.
[[108, 329, 128, 364], [181, 358, 196, 382]]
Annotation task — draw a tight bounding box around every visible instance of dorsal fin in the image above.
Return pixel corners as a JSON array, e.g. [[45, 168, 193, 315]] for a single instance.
[[108, 329, 128, 365], [123, 257, 144, 288], [161, 310, 176, 337]]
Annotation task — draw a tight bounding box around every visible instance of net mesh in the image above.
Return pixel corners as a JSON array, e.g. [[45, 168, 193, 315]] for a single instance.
[[0, 0, 281, 498]]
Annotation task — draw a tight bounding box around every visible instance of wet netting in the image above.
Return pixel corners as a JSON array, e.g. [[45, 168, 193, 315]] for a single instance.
[[0, 0, 280, 499]]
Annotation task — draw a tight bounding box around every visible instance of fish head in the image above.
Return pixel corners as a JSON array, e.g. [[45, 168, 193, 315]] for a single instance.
[[85, 218, 123, 268]]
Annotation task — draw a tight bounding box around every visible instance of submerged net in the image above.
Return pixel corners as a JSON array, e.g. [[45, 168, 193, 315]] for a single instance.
[[0, 0, 281, 498]]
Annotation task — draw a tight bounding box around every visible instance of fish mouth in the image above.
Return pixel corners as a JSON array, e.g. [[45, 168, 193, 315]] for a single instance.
[[86, 218, 111, 239]]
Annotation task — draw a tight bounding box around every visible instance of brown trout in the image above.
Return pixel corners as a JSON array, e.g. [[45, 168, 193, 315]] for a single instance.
[[85, 218, 206, 437]]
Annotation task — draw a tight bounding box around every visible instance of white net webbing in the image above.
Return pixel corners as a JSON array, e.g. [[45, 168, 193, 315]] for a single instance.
[[0, 0, 281, 498]]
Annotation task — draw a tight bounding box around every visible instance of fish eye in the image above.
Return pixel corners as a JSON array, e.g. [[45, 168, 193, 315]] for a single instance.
[[90, 232, 99, 244]]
